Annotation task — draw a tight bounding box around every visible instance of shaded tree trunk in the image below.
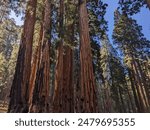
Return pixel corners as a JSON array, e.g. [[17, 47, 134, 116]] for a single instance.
[[74, 48, 80, 112], [77, 0, 98, 112], [53, 0, 64, 112], [8, 0, 37, 112], [62, 45, 74, 112], [29, 0, 51, 113], [104, 84, 112, 112], [118, 86, 126, 112], [131, 54, 148, 112], [128, 69, 142, 112], [136, 60, 150, 106], [125, 81, 136, 112], [131, 62, 147, 112], [60, 1, 76, 112]]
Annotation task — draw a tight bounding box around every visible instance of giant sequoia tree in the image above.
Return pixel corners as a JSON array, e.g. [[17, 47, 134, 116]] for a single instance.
[[52, 0, 65, 112], [29, 0, 51, 113], [77, 0, 98, 112], [8, 0, 37, 112]]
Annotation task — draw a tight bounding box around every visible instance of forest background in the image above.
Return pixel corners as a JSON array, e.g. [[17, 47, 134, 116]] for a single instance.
[[0, 0, 150, 113]]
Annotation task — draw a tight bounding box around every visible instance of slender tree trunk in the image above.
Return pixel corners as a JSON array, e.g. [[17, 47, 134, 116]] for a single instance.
[[53, 0, 64, 112], [125, 81, 136, 112], [131, 55, 148, 112], [28, 8, 45, 107], [118, 86, 126, 112], [104, 84, 112, 112], [128, 69, 141, 112], [131, 62, 147, 112], [133, 59, 149, 109], [74, 49, 80, 112], [136, 60, 150, 106], [77, 0, 98, 112], [28, 24, 43, 108], [62, 46, 74, 112], [29, 0, 51, 113], [61, 7, 75, 112], [52, 44, 63, 112], [8, 0, 37, 112], [115, 87, 122, 112]]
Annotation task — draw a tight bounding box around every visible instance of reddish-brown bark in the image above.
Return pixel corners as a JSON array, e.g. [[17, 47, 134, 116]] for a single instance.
[[62, 45, 74, 112], [52, 0, 64, 113], [29, 0, 51, 113], [77, 0, 98, 112], [8, 0, 37, 112]]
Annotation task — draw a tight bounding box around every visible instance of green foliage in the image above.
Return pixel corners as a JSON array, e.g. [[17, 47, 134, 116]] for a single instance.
[[88, 0, 108, 38], [0, 12, 20, 101], [118, 0, 145, 15], [0, 44, 19, 100], [113, 11, 150, 56]]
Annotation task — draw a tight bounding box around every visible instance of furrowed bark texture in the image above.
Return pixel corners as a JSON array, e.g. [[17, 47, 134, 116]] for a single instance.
[[29, 0, 51, 113], [8, 0, 37, 113], [77, 0, 98, 112]]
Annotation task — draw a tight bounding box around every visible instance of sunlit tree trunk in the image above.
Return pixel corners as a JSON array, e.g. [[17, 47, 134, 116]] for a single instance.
[[8, 0, 37, 112], [28, 7, 45, 108], [28, 24, 43, 109], [29, 0, 51, 112]]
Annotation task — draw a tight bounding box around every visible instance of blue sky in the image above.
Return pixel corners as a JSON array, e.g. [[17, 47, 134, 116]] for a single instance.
[[10, 11, 23, 26], [103, 0, 150, 42], [11, 0, 150, 42]]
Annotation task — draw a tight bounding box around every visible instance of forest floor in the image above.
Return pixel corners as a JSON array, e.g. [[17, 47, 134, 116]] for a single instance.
[[0, 108, 7, 113], [0, 101, 8, 113]]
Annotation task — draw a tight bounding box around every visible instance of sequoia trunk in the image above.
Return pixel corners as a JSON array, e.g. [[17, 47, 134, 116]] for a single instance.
[[77, 0, 98, 112], [8, 0, 37, 112], [53, 0, 64, 112], [29, 0, 51, 112]]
